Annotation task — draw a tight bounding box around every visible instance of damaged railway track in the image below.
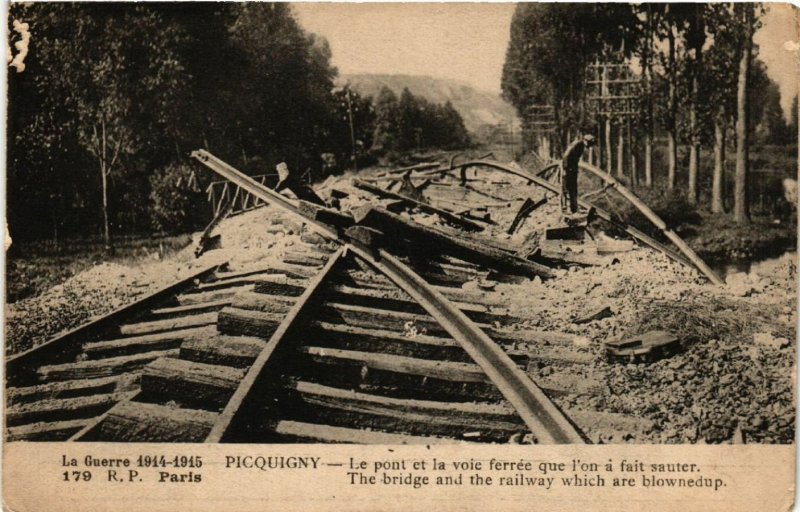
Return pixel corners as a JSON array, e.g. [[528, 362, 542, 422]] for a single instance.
[[6, 150, 677, 444]]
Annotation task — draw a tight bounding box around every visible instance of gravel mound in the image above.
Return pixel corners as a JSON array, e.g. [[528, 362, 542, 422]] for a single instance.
[[4, 204, 312, 356]]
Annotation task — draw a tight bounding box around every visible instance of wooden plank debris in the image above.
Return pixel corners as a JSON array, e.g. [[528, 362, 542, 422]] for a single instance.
[[37, 349, 179, 382], [605, 330, 680, 363], [352, 179, 484, 232], [83, 323, 201, 359], [118, 312, 218, 337], [7, 374, 139, 406], [6, 419, 90, 441], [179, 335, 265, 368], [6, 391, 135, 427], [303, 346, 490, 383], [573, 306, 614, 324], [289, 381, 525, 440], [351, 205, 554, 279], [141, 358, 244, 409], [216, 307, 284, 338]]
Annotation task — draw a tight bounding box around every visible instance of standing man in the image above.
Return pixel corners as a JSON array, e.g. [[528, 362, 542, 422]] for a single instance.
[[561, 134, 596, 214]]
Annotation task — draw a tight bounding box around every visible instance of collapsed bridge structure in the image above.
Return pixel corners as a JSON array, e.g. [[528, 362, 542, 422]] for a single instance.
[[5, 148, 727, 444]]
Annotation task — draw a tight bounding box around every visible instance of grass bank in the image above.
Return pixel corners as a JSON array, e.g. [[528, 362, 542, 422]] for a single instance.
[[6, 234, 192, 303]]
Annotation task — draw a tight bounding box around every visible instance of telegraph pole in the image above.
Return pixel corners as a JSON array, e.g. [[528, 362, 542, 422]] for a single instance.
[[345, 86, 358, 172]]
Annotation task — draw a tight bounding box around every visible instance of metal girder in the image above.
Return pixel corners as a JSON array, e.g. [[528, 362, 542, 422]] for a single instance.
[[577, 161, 723, 285], [458, 159, 722, 284], [191, 149, 339, 239]]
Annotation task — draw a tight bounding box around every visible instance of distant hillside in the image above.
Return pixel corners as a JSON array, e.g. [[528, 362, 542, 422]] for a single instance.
[[342, 74, 519, 134]]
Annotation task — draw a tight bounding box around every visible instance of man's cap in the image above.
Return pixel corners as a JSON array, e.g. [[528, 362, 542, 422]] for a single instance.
[[582, 134, 596, 144]]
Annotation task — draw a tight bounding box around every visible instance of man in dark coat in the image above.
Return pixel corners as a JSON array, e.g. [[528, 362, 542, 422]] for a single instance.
[[560, 134, 596, 214]]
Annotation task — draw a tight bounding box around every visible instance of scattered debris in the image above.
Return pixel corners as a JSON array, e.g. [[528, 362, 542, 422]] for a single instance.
[[507, 197, 548, 235], [594, 232, 635, 254], [275, 162, 327, 206], [572, 336, 591, 348], [545, 225, 586, 241], [573, 305, 614, 324], [10, 150, 795, 446], [605, 331, 680, 363]]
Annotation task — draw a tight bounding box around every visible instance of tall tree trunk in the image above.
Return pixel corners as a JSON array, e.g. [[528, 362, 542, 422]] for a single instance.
[[594, 124, 600, 167], [734, 7, 753, 224], [616, 122, 624, 177], [688, 81, 699, 204], [605, 118, 613, 173], [643, 7, 654, 187], [687, 10, 704, 205], [628, 119, 637, 186], [101, 161, 110, 248], [100, 118, 111, 249], [667, 26, 677, 191], [645, 134, 653, 187], [712, 114, 726, 214], [667, 132, 677, 190], [602, 66, 612, 173], [688, 143, 699, 204]]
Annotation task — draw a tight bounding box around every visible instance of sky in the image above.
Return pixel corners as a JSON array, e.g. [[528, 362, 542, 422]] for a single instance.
[[294, 3, 799, 117]]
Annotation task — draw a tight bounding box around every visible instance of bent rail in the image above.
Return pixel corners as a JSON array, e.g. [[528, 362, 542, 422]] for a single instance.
[[191, 150, 340, 239], [205, 247, 346, 442], [347, 242, 586, 443], [458, 159, 722, 285], [191, 149, 586, 443], [576, 161, 722, 284]]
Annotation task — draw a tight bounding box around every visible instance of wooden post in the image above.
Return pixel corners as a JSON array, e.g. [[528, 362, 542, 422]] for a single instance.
[[603, 65, 613, 173], [627, 118, 636, 186], [605, 118, 613, 173], [616, 121, 624, 177]]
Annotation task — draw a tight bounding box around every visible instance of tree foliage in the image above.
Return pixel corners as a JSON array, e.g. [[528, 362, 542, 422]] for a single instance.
[[372, 87, 470, 152], [149, 163, 204, 234], [502, 3, 638, 146], [502, 1, 790, 216], [8, 3, 475, 241]]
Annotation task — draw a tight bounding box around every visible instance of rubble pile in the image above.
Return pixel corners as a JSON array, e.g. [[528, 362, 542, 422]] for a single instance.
[[326, 161, 796, 444], [8, 157, 796, 444]]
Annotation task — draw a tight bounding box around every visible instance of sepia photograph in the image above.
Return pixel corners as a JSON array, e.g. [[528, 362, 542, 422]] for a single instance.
[[4, 1, 797, 451]]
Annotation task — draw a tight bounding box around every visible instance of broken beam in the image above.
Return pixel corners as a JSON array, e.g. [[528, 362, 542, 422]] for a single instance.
[[350, 206, 554, 279], [507, 197, 547, 234], [352, 179, 484, 232]]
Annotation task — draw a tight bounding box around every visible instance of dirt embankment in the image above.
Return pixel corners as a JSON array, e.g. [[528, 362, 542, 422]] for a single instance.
[[4, 206, 308, 356]]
